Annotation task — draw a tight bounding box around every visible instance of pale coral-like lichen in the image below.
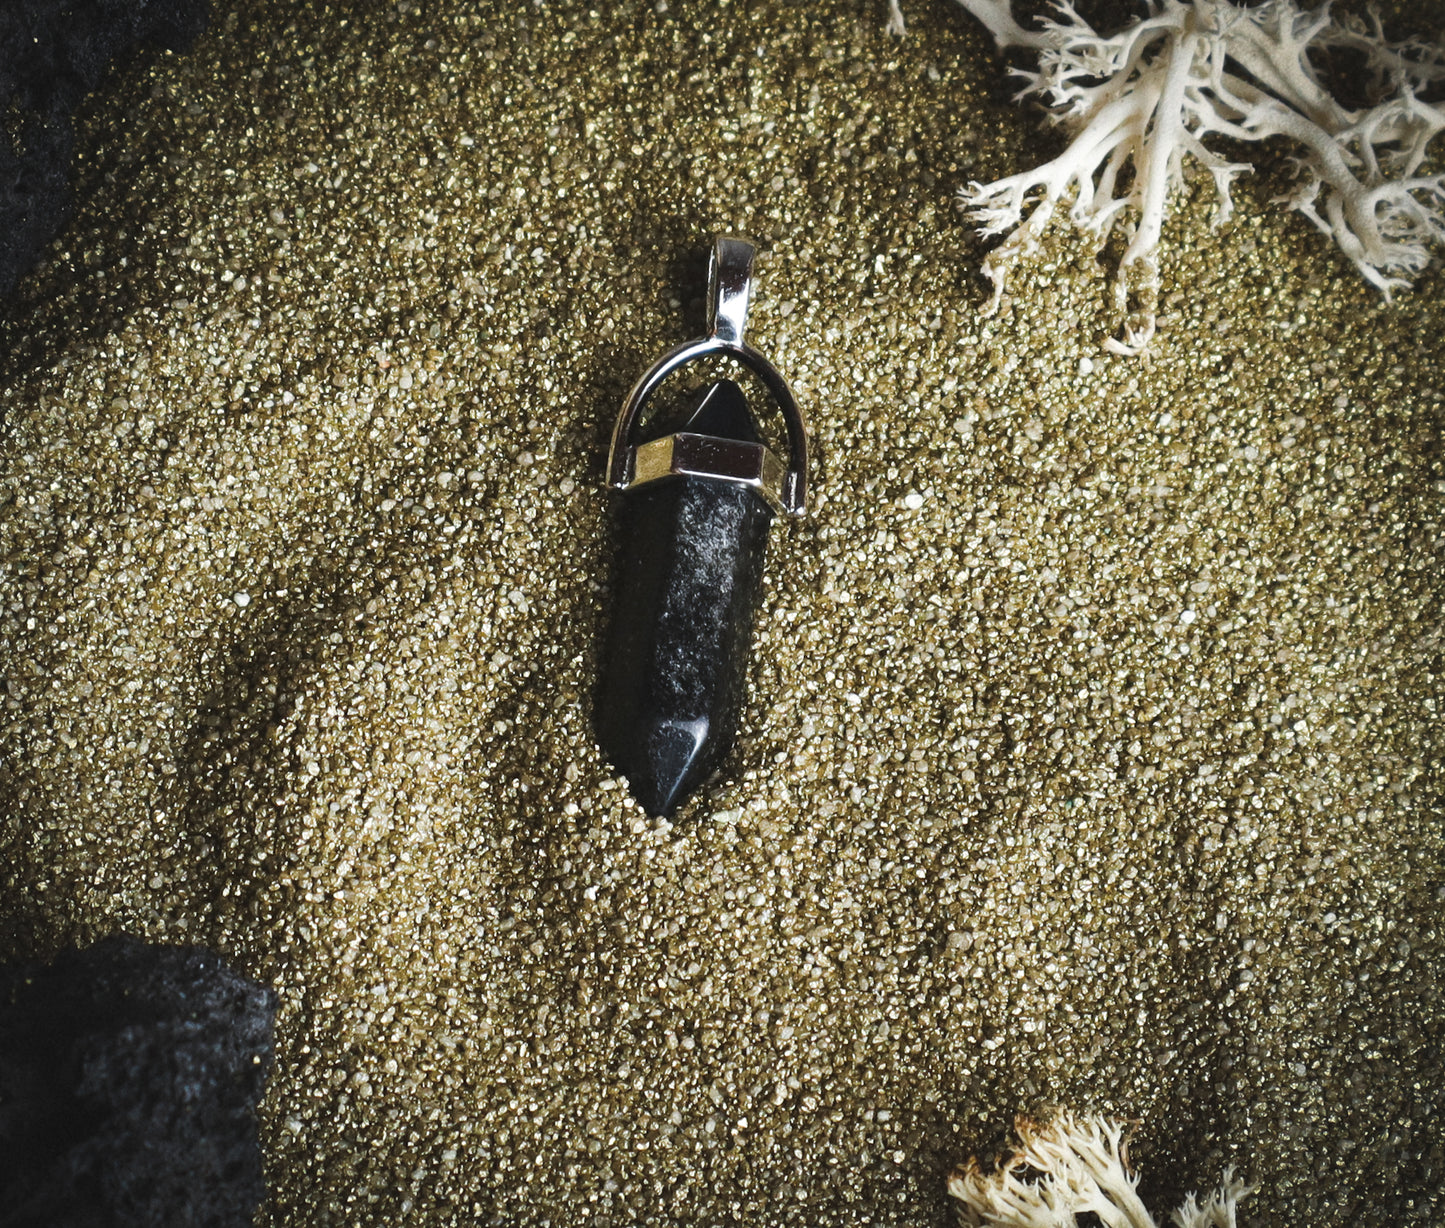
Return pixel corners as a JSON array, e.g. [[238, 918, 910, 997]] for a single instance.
[[943, 0, 1445, 353], [948, 1110, 1253, 1228]]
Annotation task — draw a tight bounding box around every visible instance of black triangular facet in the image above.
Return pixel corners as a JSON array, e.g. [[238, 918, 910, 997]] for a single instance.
[[624, 715, 712, 817], [646, 379, 763, 446]]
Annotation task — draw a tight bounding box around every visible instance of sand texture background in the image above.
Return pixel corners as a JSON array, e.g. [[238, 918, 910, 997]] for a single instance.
[[1, 0, 1442, 1223]]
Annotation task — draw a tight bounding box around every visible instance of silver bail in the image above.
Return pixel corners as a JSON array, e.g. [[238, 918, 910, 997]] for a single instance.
[[607, 234, 809, 515], [707, 237, 755, 347]]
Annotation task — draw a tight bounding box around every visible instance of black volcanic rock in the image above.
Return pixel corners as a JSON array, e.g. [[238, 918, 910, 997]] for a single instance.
[[0, 934, 277, 1228]]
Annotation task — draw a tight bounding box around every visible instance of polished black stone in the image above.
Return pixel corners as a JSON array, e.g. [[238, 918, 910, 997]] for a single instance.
[[598, 380, 776, 817]]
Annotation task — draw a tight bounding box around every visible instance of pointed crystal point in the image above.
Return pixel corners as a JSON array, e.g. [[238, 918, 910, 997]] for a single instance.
[[597, 381, 776, 817], [676, 379, 763, 443], [620, 715, 711, 817]]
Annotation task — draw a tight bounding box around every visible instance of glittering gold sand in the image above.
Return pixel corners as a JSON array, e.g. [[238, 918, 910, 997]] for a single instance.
[[1, 1, 1441, 1223]]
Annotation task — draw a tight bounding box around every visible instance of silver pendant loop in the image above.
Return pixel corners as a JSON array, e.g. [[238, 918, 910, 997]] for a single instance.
[[707, 236, 754, 347], [607, 235, 809, 516]]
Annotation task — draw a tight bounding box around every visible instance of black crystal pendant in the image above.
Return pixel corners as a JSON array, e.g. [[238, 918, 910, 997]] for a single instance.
[[597, 382, 776, 816], [597, 237, 809, 817]]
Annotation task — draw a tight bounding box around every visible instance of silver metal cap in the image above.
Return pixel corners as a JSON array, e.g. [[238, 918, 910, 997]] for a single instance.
[[629, 431, 786, 513], [607, 235, 809, 516]]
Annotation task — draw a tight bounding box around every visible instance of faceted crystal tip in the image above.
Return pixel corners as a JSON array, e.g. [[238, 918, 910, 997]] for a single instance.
[[613, 715, 713, 818], [650, 379, 764, 445]]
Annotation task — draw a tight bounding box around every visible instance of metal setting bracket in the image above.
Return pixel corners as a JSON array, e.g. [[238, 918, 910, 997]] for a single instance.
[[607, 236, 809, 516]]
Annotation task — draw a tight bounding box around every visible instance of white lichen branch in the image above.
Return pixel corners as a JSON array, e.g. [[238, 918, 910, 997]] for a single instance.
[[1172, 1169, 1255, 1228], [948, 0, 1445, 354], [948, 1110, 1254, 1228]]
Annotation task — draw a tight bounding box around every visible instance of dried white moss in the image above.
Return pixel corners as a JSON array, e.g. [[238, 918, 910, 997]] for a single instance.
[[947, 0, 1445, 352], [949, 1111, 1252, 1228]]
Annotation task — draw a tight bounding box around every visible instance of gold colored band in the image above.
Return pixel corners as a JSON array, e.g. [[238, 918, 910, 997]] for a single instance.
[[626, 432, 786, 514]]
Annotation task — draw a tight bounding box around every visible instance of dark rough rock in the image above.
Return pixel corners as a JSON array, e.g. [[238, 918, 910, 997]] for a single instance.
[[598, 381, 776, 817], [0, 934, 277, 1228]]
